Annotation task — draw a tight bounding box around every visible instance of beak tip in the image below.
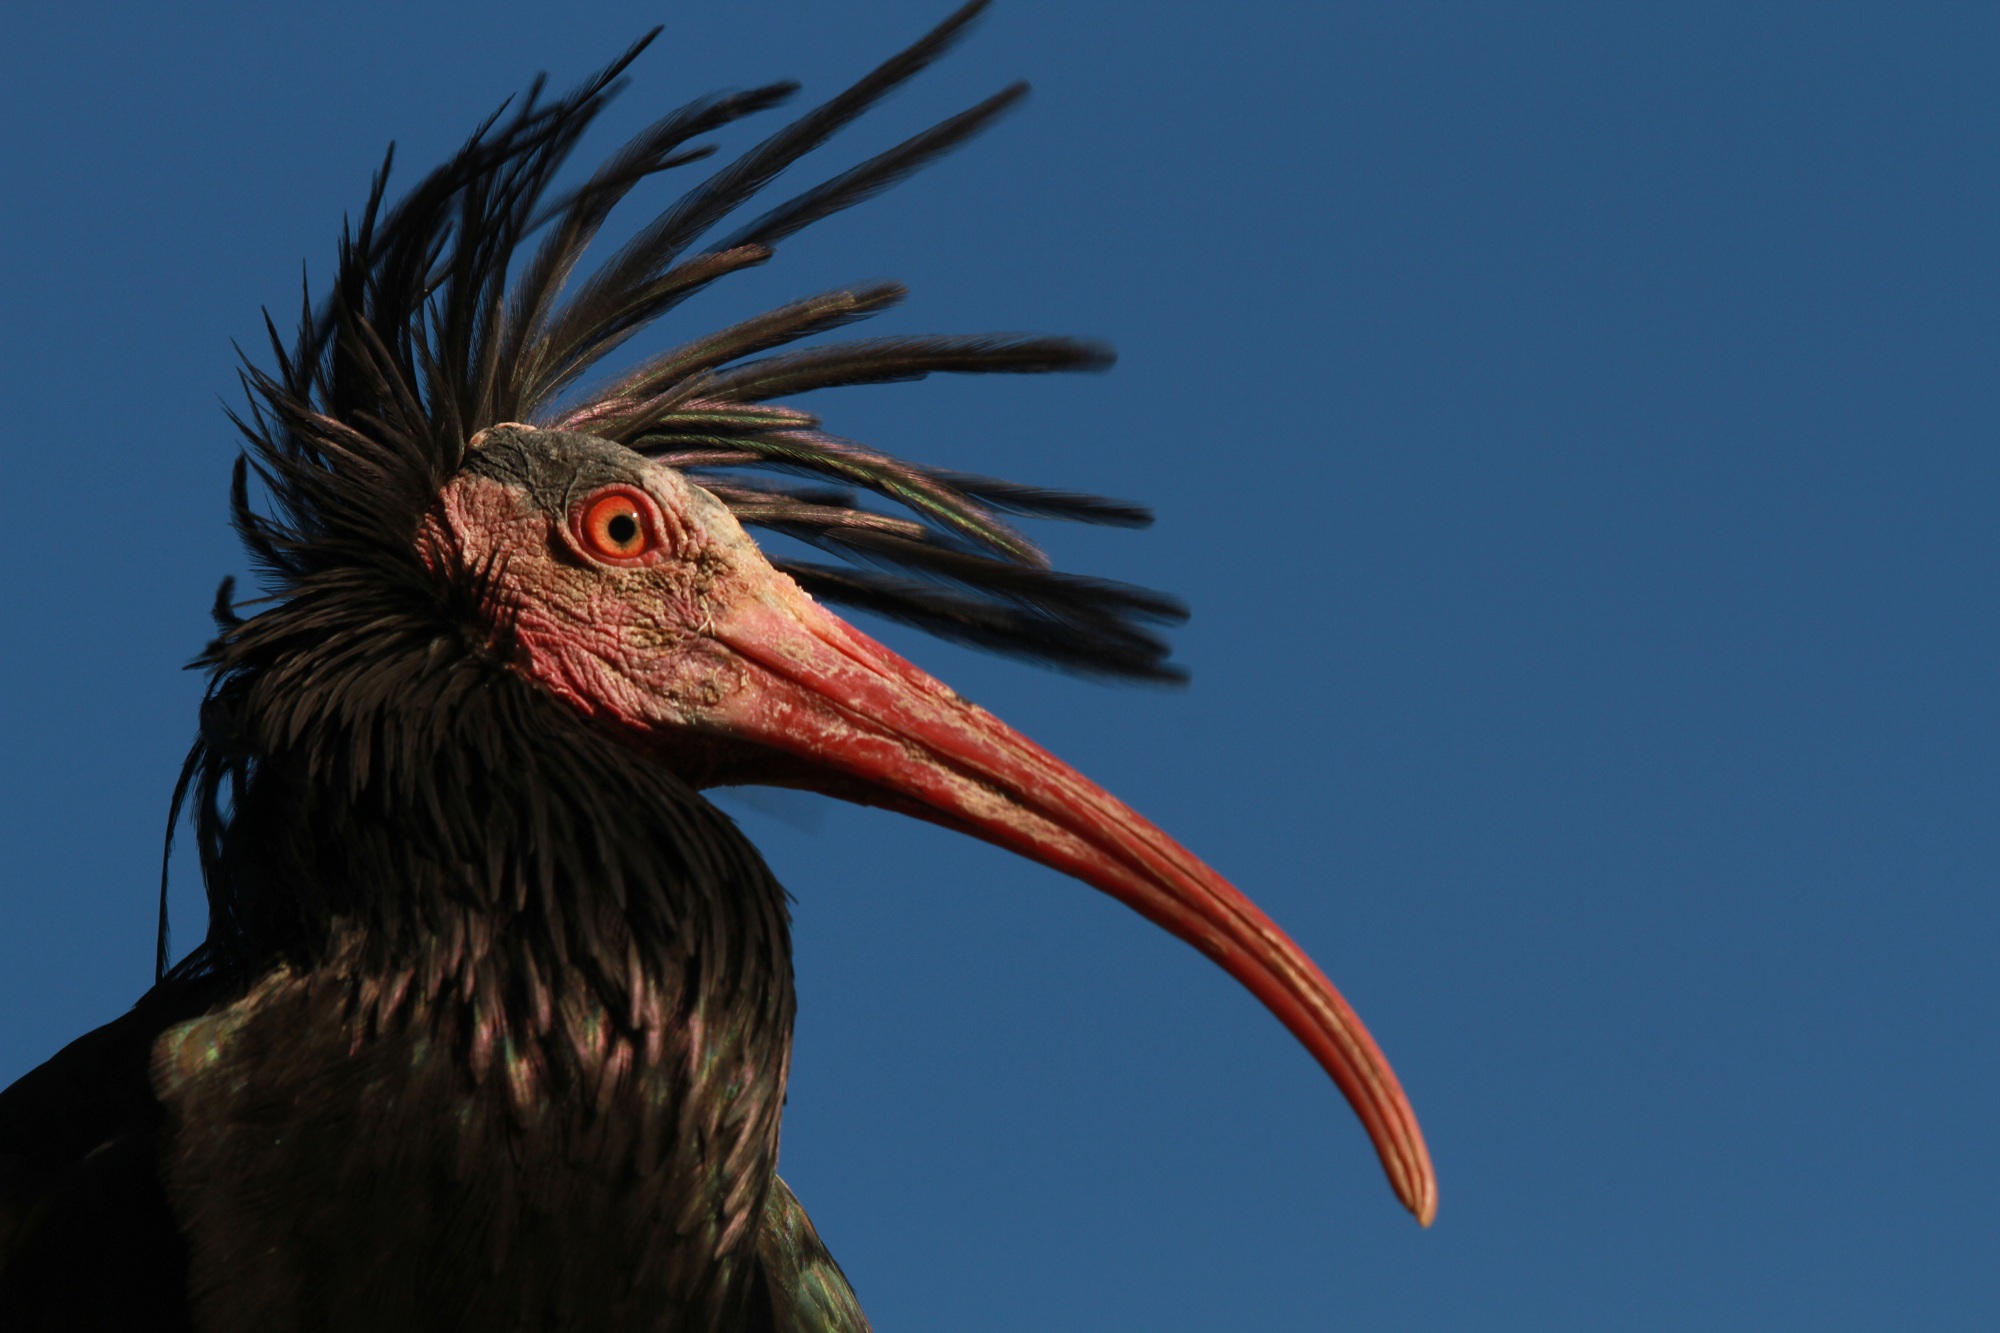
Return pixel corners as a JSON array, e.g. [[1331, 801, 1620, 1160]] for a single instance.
[[1385, 1145, 1438, 1227]]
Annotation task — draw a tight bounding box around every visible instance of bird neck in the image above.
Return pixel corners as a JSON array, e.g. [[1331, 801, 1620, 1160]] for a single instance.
[[189, 662, 797, 1095], [158, 667, 797, 1327]]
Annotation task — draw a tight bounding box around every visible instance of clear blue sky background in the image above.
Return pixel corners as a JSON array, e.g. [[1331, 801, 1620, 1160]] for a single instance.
[[2, 3, 1994, 1328]]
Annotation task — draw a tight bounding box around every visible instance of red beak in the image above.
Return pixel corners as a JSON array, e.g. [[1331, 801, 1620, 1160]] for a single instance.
[[696, 582, 1438, 1226]]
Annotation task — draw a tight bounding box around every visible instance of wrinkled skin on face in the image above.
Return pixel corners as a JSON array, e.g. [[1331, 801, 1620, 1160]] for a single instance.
[[432, 426, 769, 761], [426, 423, 1440, 1226]]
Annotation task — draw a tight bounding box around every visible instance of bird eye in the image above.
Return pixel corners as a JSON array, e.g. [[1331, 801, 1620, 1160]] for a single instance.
[[577, 489, 657, 562]]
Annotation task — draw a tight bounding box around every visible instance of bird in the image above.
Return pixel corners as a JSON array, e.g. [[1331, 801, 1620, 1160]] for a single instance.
[[0, 3, 1435, 1330]]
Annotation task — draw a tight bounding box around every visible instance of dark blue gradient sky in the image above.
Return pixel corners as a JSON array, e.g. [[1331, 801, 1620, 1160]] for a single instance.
[[3, 3, 1995, 1328]]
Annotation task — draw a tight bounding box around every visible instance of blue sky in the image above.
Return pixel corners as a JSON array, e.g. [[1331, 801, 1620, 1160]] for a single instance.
[[2, 3, 1994, 1328]]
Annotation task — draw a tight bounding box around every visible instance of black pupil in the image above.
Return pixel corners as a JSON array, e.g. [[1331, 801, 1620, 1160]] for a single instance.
[[606, 512, 639, 546]]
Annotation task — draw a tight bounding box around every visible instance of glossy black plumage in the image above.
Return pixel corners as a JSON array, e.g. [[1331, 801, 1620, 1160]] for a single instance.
[[0, 3, 1181, 1328]]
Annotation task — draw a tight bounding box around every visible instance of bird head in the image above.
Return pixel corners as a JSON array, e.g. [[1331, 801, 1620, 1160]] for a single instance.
[[424, 422, 1437, 1226]]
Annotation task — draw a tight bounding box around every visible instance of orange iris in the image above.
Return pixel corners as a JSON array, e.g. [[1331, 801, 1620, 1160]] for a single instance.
[[581, 491, 651, 560]]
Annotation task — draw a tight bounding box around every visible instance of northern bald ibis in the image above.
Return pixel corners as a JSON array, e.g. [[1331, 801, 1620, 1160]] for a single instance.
[[0, 4, 1434, 1329]]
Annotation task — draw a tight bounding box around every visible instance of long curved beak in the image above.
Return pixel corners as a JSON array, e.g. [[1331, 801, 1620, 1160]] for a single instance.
[[695, 581, 1437, 1226]]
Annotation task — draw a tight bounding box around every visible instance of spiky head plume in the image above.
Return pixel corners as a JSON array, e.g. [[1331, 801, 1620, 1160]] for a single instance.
[[229, 0, 1184, 688]]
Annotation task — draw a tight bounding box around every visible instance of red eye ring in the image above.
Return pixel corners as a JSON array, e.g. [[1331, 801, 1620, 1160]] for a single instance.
[[574, 487, 660, 563]]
